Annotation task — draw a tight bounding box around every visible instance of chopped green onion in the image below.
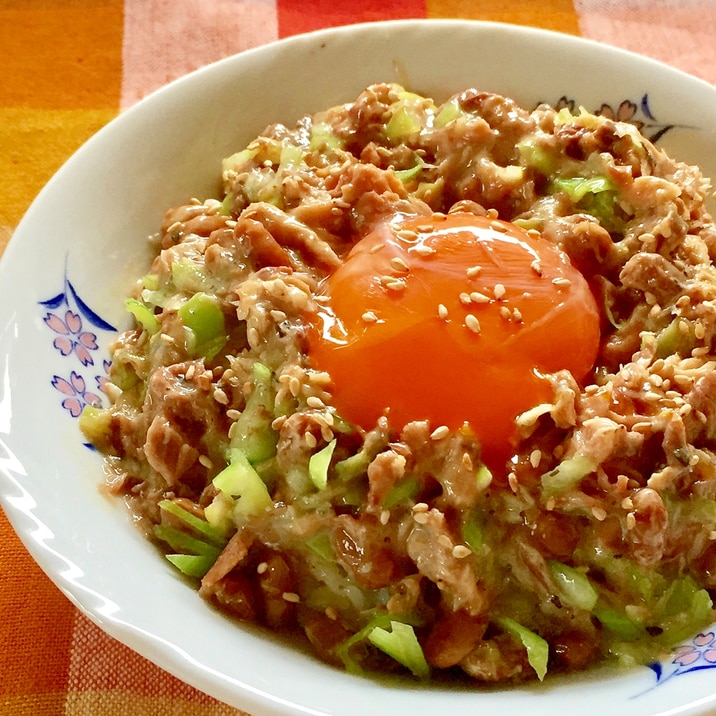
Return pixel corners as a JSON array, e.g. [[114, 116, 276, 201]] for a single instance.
[[367, 621, 430, 679], [177, 291, 227, 360], [153, 524, 222, 558], [213, 449, 272, 519], [549, 561, 598, 611], [309, 438, 337, 490], [541, 454, 596, 498], [382, 477, 420, 509], [125, 297, 160, 334], [158, 499, 226, 547], [496, 616, 549, 681], [165, 553, 216, 579]]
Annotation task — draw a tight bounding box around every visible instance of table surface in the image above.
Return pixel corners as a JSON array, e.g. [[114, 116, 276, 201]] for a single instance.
[[2, 2, 716, 714]]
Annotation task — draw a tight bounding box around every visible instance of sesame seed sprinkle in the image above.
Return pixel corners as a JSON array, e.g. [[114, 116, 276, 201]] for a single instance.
[[452, 545, 472, 559], [362, 310, 378, 323], [530, 260, 543, 276], [414, 244, 437, 257], [390, 256, 410, 273], [396, 229, 418, 241], [500, 306, 512, 320], [490, 220, 508, 233], [198, 455, 213, 469], [466, 265, 482, 278], [459, 292, 472, 305], [370, 242, 385, 254], [465, 314, 481, 334], [470, 292, 490, 304], [493, 283, 506, 299], [282, 592, 300, 603], [380, 510, 390, 525], [412, 502, 429, 513], [430, 425, 450, 440], [306, 395, 325, 409], [438, 303, 449, 319], [413, 512, 429, 525], [257, 561, 268, 574], [552, 277, 571, 288]]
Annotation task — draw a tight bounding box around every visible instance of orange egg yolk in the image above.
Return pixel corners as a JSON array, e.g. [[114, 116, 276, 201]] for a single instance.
[[307, 212, 601, 474]]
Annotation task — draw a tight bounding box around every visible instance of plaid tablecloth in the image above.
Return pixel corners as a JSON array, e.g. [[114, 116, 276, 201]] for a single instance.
[[2, 1, 716, 714]]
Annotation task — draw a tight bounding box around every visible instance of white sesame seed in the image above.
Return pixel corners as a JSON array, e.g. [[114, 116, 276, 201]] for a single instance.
[[552, 277, 571, 288], [271, 415, 287, 430], [185, 364, 196, 380], [465, 314, 481, 334], [438, 303, 449, 320], [213, 388, 229, 405], [462, 452, 473, 470], [507, 472, 519, 493], [305, 432, 317, 448], [226, 409, 241, 421], [257, 561, 268, 574], [282, 592, 300, 603], [430, 425, 450, 440], [452, 545, 472, 559], [530, 259, 543, 276], [500, 306, 512, 320], [529, 449, 542, 469], [288, 376, 301, 397], [321, 426, 334, 442], [390, 256, 410, 273], [270, 309, 287, 323], [621, 497, 634, 510], [370, 242, 385, 254], [526, 229, 541, 239], [325, 606, 339, 620], [512, 307, 523, 323], [414, 243, 437, 257], [470, 291, 490, 304], [412, 502, 429, 513], [626, 512, 636, 530], [591, 506, 607, 521], [198, 455, 213, 469], [459, 292, 472, 305], [380, 276, 406, 291], [396, 229, 418, 241], [413, 512, 429, 524], [490, 220, 509, 233], [380, 510, 390, 525], [160, 333, 175, 344], [362, 310, 378, 323], [486, 208, 499, 220], [493, 283, 506, 299], [466, 265, 482, 278]]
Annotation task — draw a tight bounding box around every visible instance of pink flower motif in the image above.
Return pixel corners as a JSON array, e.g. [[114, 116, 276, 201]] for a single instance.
[[673, 645, 700, 667], [52, 371, 102, 418], [44, 310, 98, 366], [694, 632, 715, 647]]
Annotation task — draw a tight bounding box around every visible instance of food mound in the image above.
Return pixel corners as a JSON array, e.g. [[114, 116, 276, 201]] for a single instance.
[[81, 83, 716, 683]]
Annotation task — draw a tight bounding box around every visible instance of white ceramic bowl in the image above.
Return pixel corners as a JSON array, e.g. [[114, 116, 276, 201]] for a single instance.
[[3, 19, 716, 716]]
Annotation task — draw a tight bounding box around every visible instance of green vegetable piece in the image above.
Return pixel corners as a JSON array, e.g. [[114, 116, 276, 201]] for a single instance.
[[434, 97, 462, 128], [165, 553, 216, 579], [78, 405, 112, 449], [367, 621, 430, 679], [553, 175, 616, 202], [125, 297, 160, 335], [213, 449, 272, 519], [382, 477, 420, 509], [230, 362, 278, 464], [461, 512, 484, 552], [594, 605, 643, 641], [157, 499, 226, 547], [305, 533, 334, 561], [541, 454, 596, 498], [655, 317, 695, 359], [171, 260, 210, 294], [309, 121, 344, 151], [221, 146, 259, 174], [549, 561, 598, 611], [386, 105, 422, 140], [177, 292, 227, 361], [334, 450, 371, 481], [309, 438, 337, 490], [279, 143, 304, 172], [517, 137, 557, 175], [153, 524, 222, 558], [496, 616, 549, 681], [394, 156, 425, 183], [141, 273, 160, 291]]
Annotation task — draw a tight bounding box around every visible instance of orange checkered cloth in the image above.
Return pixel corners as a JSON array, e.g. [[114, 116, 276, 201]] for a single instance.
[[1, 2, 715, 714]]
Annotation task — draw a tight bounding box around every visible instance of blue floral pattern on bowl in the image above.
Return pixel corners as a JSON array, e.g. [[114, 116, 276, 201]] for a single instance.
[[40, 269, 115, 419], [644, 632, 716, 693]]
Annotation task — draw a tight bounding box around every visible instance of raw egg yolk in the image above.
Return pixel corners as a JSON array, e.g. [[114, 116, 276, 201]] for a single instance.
[[307, 212, 600, 473]]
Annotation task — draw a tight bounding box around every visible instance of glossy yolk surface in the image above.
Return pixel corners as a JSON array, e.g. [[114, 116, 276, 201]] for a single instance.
[[307, 212, 601, 473]]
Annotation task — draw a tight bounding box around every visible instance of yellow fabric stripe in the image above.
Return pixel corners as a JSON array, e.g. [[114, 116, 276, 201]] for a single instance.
[[0, 0, 124, 110], [426, 0, 581, 35], [0, 108, 117, 252]]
